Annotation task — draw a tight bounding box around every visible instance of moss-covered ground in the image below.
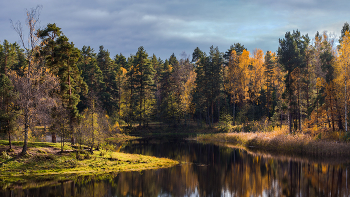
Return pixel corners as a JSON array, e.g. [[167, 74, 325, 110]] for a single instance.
[[0, 140, 178, 188]]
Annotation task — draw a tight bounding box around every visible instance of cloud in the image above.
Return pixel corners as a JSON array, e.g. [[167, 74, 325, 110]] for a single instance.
[[1, 0, 350, 60]]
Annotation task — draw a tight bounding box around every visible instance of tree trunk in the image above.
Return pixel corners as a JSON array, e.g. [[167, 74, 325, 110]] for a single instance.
[[298, 83, 301, 132], [232, 96, 236, 126], [139, 90, 142, 128], [211, 101, 214, 127], [289, 75, 292, 134], [334, 97, 344, 131], [280, 108, 283, 128], [8, 130, 12, 150], [316, 87, 319, 127], [267, 86, 270, 119], [217, 99, 220, 123], [68, 65, 75, 145], [330, 94, 335, 132], [345, 78, 348, 132], [21, 109, 29, 155], [52, 133, 56, 143], [91, 105, 94, 153]]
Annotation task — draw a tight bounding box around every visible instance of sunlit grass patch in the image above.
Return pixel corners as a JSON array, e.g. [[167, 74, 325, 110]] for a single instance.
[[196, 126, 350, 157], [0, 140, 178, 188]]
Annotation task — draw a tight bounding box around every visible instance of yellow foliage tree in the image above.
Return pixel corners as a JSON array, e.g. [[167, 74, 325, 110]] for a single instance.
[[249, 49, 265, 105], [337, 31, 350, 132]]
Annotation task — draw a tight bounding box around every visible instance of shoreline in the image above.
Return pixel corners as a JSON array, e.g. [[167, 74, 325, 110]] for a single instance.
[[195, 131, 350, 160], [0, 140, 178, 189]]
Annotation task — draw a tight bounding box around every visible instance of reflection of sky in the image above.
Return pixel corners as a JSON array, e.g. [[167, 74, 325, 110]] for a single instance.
[[1, 0, 349, 59]]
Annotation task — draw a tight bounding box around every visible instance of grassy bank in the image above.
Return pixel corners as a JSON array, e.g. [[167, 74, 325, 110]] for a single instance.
[[195, 126, 350, 158], [0, 140, 178, 188], [105, 133, 140, 143]]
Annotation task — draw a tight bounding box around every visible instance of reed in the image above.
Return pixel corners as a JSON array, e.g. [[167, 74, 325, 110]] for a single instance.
[[196, 126, 350, 157]]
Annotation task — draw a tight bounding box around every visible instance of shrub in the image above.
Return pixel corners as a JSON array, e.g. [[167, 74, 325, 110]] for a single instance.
[[218, 114, 233, 132], [1, 151, 11, 160], [84, 153, 91, 159], [342, 132, 350, 142]]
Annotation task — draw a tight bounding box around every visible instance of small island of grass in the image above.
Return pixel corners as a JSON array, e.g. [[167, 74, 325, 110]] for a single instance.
[[0, 140, 178, 188]]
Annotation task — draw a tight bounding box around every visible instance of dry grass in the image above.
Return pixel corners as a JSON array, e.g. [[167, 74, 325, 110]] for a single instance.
[[196, 126, 350, 157]]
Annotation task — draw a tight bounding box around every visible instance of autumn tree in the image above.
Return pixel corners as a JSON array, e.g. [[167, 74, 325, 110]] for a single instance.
[[248, 49, 265, 119], [338, 30, 350, 132]]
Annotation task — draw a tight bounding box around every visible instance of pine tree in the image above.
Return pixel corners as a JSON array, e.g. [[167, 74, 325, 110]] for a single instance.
[[264, 51, 275, 119], [0, 74, 18, 150], [132, 46, 155, 127], [159, 59, 173, 123], [78, 46, 104, 112], [114, 53, 128, 122], [39, 24, 88, 145], [278, 30, 309, 133], [97, 46, 118, 116], [193, 46, 223, 126], [0, 40, 17, 74]]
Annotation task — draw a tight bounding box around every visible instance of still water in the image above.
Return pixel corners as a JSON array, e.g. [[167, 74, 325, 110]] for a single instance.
[[2, 136, 350, 197]]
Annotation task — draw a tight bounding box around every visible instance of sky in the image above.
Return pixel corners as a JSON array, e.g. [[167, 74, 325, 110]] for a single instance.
[[1, 0, 349, 60]]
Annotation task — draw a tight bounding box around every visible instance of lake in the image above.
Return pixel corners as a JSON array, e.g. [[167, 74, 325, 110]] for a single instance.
[[2, 136, 350, 197]]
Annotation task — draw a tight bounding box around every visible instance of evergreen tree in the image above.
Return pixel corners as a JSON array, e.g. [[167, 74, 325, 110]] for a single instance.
[[125, 55, 137, 125], [0, 40, 17, 74], [132, 46, 155, 127], [97, 46, 118, 116], [78, 46, 104, 112], [264, 51, 275, 119], [278, 30, 309, 133], [339, 22, 350, 44], [0, 74, 18, 149], [193, 46, 223, 126], [39, 24, 88, 144], [114, 53, 128, 122]]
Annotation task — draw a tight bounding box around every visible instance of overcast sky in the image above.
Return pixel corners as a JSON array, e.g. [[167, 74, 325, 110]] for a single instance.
[[1, 0, 349, 60]]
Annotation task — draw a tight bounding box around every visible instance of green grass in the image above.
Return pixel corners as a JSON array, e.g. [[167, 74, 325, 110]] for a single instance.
[[0, 140, 178, 189], [105, 133, 140, 143], [0, 140, 71, 150]]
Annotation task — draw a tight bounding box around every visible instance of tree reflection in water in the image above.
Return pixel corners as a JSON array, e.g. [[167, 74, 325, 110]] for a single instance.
[[2, 138, 350, 197]]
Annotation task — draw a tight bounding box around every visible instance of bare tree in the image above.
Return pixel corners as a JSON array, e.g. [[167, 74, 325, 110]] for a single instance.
[[10, 5, 60, 155]]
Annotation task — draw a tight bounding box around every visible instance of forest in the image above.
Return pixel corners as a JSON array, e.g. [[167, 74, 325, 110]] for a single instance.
[[2, 7, 350, 155]]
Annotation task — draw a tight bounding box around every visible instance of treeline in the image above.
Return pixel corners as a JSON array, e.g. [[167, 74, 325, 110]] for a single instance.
[[2, 8, 350, 154]]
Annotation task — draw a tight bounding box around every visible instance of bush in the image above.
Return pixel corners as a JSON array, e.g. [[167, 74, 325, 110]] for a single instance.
[[99, 149, 106, 157], [231, 125, 243, 132], [76, 152, 82, 160], [84, 153, 91, 159], [342, 132, 350, 142], [1, 151, 11, 160], [218, 114, 233, 132]]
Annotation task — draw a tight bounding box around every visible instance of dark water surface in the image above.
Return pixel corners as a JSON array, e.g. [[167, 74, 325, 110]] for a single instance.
[[2, 136, 350, 197]]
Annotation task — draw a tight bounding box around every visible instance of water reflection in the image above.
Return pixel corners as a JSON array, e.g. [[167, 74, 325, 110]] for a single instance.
[[2, 138, 350, 197]]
